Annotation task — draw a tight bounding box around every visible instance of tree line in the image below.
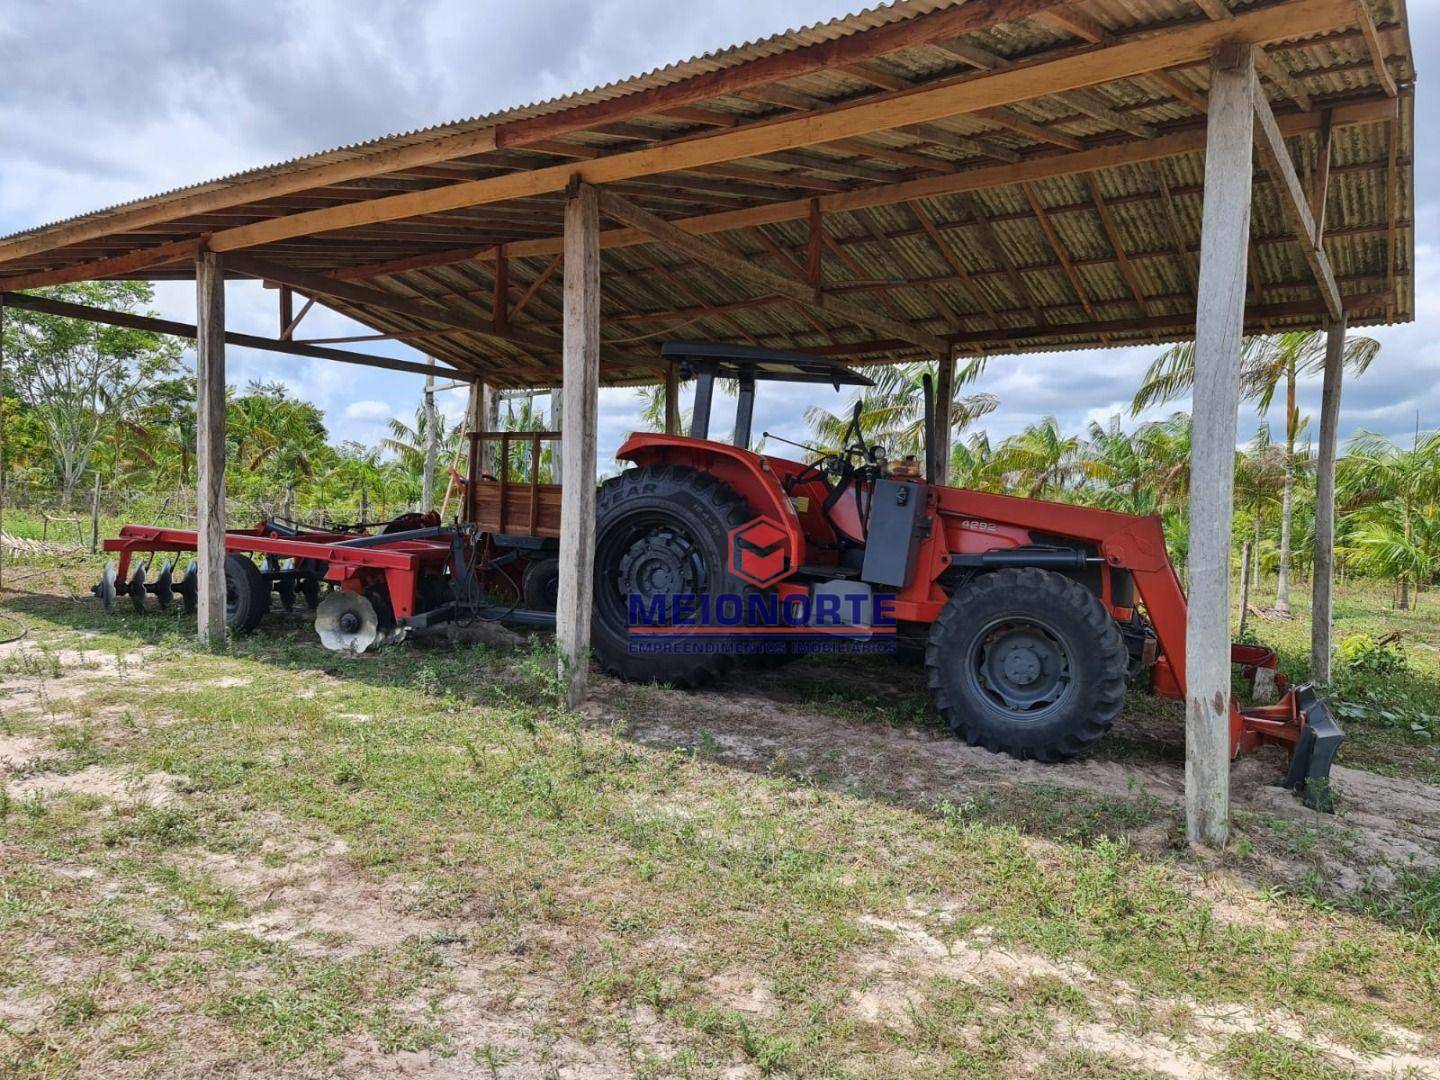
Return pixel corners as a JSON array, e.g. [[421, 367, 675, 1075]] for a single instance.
[[2, 284, 1433, 602]]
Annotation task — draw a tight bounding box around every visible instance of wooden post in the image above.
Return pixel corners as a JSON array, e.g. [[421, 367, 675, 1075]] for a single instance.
[[550, 390, 564, 480], [664, 362, 680, 435], [278, 285, 294, 340], [195, 248, 228, 646], [422, 358, 437, 511], [91, 473, 101, 554], [932, 351, 957, 486], [556, 181, 601, 708], [1239, 539, 1252, 638], [1184, 43, 1256, 848], [0, 298, 5, 593], [1311, 317, 1346, 683]]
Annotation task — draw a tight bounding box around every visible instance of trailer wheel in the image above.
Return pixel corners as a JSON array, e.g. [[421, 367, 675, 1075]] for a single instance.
[[224, 553, 269, 633], [592, 464, 757, 688], [522, 557, 560, 612], [925, 567, 1128, 762]]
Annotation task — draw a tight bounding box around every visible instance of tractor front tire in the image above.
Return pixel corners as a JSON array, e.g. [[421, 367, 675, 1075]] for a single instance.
[[925, 567, 1128, 762], [591, 464, 758, 688], [224, 553, 269, 634]]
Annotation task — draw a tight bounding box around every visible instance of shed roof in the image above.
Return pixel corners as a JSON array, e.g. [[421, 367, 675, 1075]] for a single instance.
[[0, 0, 1415, 387]]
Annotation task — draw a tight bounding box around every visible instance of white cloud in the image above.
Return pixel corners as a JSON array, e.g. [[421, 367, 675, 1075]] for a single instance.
[[2, 0, 1437, 459], [345, 401, 392, 421]]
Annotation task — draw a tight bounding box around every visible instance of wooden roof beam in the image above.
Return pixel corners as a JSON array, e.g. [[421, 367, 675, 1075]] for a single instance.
[[1019, 181, 1100, 323], [597, 188, 948, 354], [1250, 87, 1342, 319], [0, 236, 204, 292], [0, 289, 468, 378], [200, 0, 1358, 254]]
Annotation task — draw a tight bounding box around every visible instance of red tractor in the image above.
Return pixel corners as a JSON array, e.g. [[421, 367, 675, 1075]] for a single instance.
[[586, 342, 1338, 803], [95, 340, 1338, 802]]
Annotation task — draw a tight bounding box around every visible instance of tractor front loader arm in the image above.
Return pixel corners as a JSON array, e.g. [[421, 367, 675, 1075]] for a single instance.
[[933, 488, 1340, 804], [1100, 514, 1340, 807]]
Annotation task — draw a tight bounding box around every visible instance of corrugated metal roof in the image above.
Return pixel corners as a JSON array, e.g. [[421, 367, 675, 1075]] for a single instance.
[[0, 0, 1417, 383]]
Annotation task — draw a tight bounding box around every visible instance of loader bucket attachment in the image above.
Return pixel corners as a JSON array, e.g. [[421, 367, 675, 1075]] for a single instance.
[[1282, 685, 1343, 812]]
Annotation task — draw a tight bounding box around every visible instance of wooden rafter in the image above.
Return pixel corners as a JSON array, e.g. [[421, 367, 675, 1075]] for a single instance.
[[597, 188, 949, 353], [1151, 164, 1199, 295], [1084, 176, 1152, 316], [907, 200, 1000, 326], [1020, 182, 1099, 322], [1250, 88, 1342, 319], [0, 237, 203, 292], [1352, 0, 1397, 97]]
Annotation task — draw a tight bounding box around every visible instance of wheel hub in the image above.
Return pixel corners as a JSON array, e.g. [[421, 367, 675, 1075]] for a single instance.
[[971, 620, 1073, 718], [617, 529, 702, 609]]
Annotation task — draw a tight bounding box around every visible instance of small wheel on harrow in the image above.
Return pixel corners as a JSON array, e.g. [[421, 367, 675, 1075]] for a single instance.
[[153, 561, 175, 612], [95, 562, 118, 613], [177, 562, 198, 614], [521, 557, 560, 611], [273, 560, 297, 614], [128, 566, 148, 613], [224, 553, 269, 633], [299, 573, 322, 612]]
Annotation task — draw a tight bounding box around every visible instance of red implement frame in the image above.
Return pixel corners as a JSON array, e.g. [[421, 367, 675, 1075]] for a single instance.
[[103, 523, 454, 618]]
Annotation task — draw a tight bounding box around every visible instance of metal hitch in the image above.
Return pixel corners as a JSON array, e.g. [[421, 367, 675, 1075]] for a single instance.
[[1282, 684, 1344, 812]]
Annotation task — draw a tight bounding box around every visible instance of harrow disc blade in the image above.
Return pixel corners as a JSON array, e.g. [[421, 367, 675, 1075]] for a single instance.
[[95, 562, 117, 613], [153, 561, 175, 612], [177, 562, 198, 614], [128, 566, 147, 613], [315, 591, 381, 654]]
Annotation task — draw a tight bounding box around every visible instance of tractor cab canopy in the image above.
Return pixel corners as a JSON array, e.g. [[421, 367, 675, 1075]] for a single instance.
[[660, 340, 872, 449]]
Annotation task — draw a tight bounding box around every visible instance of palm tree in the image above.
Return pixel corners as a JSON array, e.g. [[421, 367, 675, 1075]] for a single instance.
[[1235, 424, 1288, 591], [1132, 329, 1379, 613], [1337, 429, 1440, 608], [951, 431, 1003, 491], [806, 359, 995, 463], [994, 416, 1082, 497]]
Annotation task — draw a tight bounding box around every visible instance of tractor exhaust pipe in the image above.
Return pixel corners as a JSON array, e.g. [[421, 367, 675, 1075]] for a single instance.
[[922, 372, 936, 484]]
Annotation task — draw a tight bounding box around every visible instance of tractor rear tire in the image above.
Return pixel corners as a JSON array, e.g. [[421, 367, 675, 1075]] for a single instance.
[[224, 553, 269, 634], [925, 567, 1128, 762], [591, 464, 758, 688]]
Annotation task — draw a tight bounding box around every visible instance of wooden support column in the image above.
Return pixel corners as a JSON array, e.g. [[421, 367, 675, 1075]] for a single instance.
[[664, 362, 680, 435], [278, 285, 294, 340], [556, 181, 601, 708], [932, 350, 957, 486], [0, 298, 6, 594], [1311, 317, 1346, 684], [195, 249, 228, 646], [422, 359, 437, 511], [1185, 43, 1257, 848]]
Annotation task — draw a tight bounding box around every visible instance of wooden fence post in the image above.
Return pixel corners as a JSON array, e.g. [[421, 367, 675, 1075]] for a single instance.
[[1185, 43, 1256, 848], [91, 473, 101, 554]]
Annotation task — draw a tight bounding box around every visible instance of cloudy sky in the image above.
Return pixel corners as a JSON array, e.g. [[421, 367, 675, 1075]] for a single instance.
[[1, 0, 1434, 468]]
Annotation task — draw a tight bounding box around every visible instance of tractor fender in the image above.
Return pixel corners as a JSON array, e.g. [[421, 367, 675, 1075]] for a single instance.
[[615, 433, 806, 575]]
